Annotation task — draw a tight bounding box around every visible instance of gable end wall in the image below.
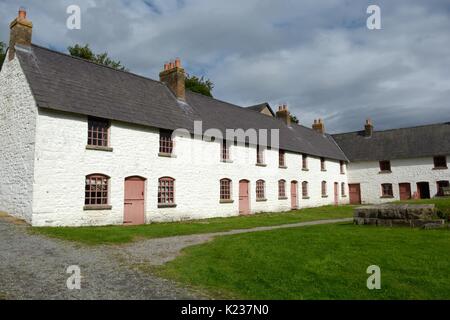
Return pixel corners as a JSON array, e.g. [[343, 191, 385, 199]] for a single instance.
[[0, 55, 38, 222]]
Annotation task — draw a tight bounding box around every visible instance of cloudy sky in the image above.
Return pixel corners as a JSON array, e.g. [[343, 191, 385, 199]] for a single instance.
[[1, 0, 449, 133]]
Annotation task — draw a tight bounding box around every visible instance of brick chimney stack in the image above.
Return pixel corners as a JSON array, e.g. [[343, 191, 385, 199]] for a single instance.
[[276, 104, 291, 126], [9, 7, 33, 61], [312, 119, 325, 134], [159, 58, 186, 101], [364, 118, 374, 137]]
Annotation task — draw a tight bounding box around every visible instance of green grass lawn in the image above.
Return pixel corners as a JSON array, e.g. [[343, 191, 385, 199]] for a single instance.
[[32, 205, 354, 245], [159, 223, 450, 299]]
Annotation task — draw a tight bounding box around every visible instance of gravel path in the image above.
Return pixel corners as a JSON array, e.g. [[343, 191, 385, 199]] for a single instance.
[[0, 215, 198, 300], [0, 213, 351, 299], [119, 218, 353, 266]]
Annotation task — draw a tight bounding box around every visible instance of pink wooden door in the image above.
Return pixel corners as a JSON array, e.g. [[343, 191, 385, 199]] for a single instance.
[[124, 177, 145, 225], [239, 180, 250, 215], [399, 183, 411, 200], [334, 182, 339, 205], [349, 184, 361, 204], [291, 181, 298, 209]]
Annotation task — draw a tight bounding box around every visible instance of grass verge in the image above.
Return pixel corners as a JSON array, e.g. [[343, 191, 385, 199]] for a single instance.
[[32, 205, 354, 245], [159, 223, 450, 299]]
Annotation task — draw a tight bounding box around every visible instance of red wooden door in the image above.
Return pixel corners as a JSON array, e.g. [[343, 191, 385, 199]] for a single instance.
[[291, 181, 298, 209], [399, 183, 411, 200], [348, 184, 361, 205], [124, 177, 145, 225], [334, 182, 339, 205], [239, 180, 250, 215]]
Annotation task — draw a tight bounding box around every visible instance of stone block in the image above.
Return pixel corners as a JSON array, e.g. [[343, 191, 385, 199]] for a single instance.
[[376, 219, 392, 227], [364, 218, 378, 225], [391, 219, 412, 227], [422, 220, 445, 230], [354, 217, 365, 225]]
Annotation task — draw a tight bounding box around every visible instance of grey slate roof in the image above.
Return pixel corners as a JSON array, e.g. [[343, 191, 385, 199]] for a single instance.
[[246, 103, 275, 117], [186, 92, 347, 160], [16, 44, 198, 132], [332, 123, 450, 161], [16, 44, 348, 161]]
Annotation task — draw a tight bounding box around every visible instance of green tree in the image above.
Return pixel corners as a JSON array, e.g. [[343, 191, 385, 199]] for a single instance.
[[185, 74, 214, 97], [68, 44, 127, 71], [290, 114, 299, 124], [0, 42, 6, 71]]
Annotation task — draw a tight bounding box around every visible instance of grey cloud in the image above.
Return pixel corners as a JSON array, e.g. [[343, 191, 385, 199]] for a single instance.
[[0, 0, 449, 133]]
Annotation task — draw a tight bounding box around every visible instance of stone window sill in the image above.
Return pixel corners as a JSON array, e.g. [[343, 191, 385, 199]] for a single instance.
[[303, 196, 310, 200], [433, 167, 448, 170], [84, 205, 112, 211], [279, 166, 288, 169], [278, 196, 288, 200], [321, 169, 327, 172], [86, 145, 113, 152], [380, 195, 394, 199], [302, 168, 309, 172], [221, 159, 234, 164], [256, 163, 267, 167], [341, 195, 348, 198], [220, 199, 234, 204], [158, 204, 177, 208], [379, 170, 392, 174], [322, 195, 328, 198], [256, 198, 267, 202], [159, 152, 177, 158]]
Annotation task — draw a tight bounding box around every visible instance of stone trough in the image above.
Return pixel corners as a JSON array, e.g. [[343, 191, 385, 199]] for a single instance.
[[354, 204, 445, 228]]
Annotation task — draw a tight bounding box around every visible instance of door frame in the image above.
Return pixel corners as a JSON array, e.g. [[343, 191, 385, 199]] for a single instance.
[[348, 183, 361, 205], [416, 182, 430, 199], [239, 179, 250, 215], [399, 182, 412, 200], [123, 176, 147, 225], [291, 181, 298, 210], [334, 182, 339, 206]]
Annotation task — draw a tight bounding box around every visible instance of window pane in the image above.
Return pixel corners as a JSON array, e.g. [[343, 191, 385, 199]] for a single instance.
[[159, 178, 175, 204], [85, 174, 109, 206], [88, 118, 109, 147], [160, 131, 174, 154]]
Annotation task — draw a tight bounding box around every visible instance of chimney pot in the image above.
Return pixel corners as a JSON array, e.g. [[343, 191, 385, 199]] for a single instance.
[[364, 118, 374, 137], [9, 7, 33, 61], [160, 58, 186, 101], [276, 104, 291, 126], [312, 118, 325, 134], [19, 8, 27, 19]]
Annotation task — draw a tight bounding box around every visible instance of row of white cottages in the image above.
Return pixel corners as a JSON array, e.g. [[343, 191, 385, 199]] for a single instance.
[[0, 9, 449, 226]]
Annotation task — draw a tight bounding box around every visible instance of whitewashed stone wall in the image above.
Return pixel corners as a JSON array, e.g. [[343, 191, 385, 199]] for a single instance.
[[347, 158, 450, 204], [0, 56, 38, 223], [32, 108, 348, 226]]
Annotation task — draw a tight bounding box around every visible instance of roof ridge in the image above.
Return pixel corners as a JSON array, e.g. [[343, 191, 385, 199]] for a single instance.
[[187, 92, 333, 140], [187, 91, 294, 128], [18, 44, 348, 161], [290, 121, 322, 134], [332, 121, 450, 136], [30, 43, 166, 86]]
